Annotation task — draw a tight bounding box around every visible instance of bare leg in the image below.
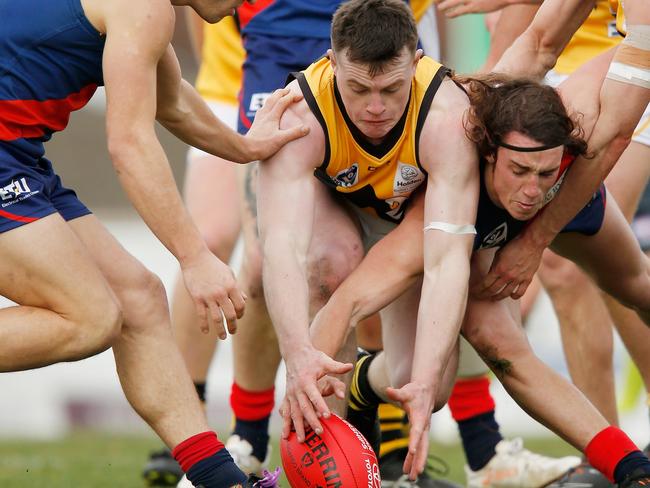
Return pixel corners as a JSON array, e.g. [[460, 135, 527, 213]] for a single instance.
[[537, 251, 618, 425], [0, 214, 121, 371], [601, 140, 650, 393], [68, 215, 209, 447], [463, 295, 609, 451], [551, 192, 650, 325], [231, 163, 280, 394]]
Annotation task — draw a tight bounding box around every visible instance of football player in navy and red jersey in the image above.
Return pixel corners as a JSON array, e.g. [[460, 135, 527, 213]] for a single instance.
[[0, 0, 307, 487]]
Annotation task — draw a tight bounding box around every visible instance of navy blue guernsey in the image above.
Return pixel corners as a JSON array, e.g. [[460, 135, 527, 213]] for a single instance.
[[474, 160, 606, 250], [0, 0, 105, 161]]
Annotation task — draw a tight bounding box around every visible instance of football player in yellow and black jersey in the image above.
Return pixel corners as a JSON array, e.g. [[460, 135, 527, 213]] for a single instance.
[[258, 0, 479, 481]]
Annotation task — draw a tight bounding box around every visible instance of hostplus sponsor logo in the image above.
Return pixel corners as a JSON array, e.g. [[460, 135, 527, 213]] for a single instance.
[[333, 163, 359, 188], [393, 162, 424, 195], [479, 222, 508, 249], [0, 178, 38, 208]]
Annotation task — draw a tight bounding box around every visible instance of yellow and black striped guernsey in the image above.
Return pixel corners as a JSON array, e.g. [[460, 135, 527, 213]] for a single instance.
[[293, 56, 450, 223]]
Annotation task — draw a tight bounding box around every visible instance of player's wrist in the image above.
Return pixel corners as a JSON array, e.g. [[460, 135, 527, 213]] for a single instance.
[[522, 216, 557, 249], [283, 342, 316, 368], [177, 242, 212, 269], [240, 133, 263, 163]]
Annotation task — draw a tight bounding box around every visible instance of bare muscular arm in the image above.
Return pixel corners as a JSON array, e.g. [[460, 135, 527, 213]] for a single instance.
[[389, 80, 479, 480], [258, 89, 352, 441], [102, 0, 244, 337], [494, 0, 595, 79], [310, 192, 425, 358], [155, 46, 307, 164]]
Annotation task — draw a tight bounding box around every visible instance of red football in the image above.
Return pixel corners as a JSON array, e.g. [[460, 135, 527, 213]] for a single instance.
[[280, 413, 381, 487]]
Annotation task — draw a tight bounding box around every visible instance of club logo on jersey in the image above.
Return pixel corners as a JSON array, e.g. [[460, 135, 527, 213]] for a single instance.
[[385, 196, 407, 220], [333, 163, 359, 187], [543, 171, 567, 206], [0, 178, 38, 208], [393, 162, 424, 195], [479, 222, 508, 249]]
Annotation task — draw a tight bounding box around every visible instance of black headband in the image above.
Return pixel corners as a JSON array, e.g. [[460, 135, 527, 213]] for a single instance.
[[496, 140, 564, 152]]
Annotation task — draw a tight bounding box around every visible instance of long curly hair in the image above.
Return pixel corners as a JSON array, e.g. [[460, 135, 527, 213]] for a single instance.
[[456, 74, 589, 160]]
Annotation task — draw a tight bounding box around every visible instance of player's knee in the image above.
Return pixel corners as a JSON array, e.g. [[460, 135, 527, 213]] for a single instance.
[[89, 297, 123, 352], [307, 241, 363, 301], [464, 325, 523, 379], [118, 268, 168, 333], [64, 294, 123, 360], [133, 269, 167, 312]]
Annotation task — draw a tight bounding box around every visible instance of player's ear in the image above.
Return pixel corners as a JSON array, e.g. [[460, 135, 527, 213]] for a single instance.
[[413, 49, 423, 68], [328, 49, 337, 71]]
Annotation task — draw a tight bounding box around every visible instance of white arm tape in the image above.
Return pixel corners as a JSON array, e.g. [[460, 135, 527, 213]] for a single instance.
[[606, 62, 650, 89], [423, 221, 477, 235]]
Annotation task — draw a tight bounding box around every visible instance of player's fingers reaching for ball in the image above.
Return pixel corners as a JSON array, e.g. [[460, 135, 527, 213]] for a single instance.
[[303, 380, 330, 419], [289, 394, 307, 442], [317, 375, 347, 400], [280, 396, 292, 439], [322, 355, 353, 375], [297, 390, 323, 436]]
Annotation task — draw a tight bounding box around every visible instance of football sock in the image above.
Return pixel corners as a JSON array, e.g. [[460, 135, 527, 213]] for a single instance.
[[585, 426, 650, 482], [173, 431, 246, 487], [378, 403, 410, 459], [347, 353, 382, 455], [448, 376, 502, 471], [194, 382, 207, 403], [230, 383, 274, 462], [349, 353, 382, 411]]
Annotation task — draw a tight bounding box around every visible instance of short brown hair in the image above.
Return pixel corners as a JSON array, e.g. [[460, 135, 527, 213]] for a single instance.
[[331, 0, 418, 76], [458, 74, 588, 160]]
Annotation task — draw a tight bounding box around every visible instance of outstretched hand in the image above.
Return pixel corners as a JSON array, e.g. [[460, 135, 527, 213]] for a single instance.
[[386, 382, 434, 480], [280, 347, 352, 442], [181, 250, 246, 339], [245, 88, 310, 161]]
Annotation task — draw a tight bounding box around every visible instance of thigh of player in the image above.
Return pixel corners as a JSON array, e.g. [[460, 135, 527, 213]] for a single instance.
[[0, 156, 112, 313]]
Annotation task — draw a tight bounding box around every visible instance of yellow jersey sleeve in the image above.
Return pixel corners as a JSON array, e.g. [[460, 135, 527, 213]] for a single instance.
[[554, 0, 622, 75]]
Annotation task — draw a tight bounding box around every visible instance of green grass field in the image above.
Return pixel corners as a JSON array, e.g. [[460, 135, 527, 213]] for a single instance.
[[0, 431, 581, 487]]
